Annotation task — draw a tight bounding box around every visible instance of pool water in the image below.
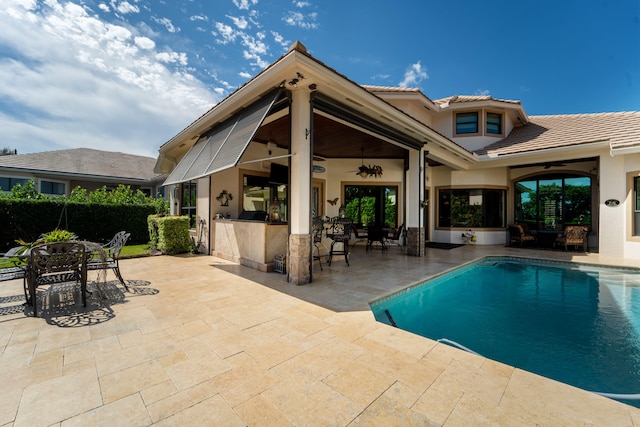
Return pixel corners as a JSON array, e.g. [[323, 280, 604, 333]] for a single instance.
[[370, 256, 640, 407]]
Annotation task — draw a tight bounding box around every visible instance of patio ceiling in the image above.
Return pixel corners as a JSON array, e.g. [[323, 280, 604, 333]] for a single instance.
[[254, 113, 409, 160]]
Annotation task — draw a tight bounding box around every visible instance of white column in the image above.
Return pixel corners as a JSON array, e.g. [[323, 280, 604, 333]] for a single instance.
[[289, 89, 312, 234]]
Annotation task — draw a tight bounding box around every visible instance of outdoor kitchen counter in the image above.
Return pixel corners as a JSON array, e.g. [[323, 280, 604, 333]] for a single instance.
[[212, 219, 288, 272]]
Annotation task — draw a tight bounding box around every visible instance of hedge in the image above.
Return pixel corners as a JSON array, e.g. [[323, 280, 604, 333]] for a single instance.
[[0, 199, 155, 251], [147, 215, 191, 255]]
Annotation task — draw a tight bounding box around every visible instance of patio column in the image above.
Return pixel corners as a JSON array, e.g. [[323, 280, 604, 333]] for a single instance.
[[405, 148, 424, 256], [288, 87, 312, 285]]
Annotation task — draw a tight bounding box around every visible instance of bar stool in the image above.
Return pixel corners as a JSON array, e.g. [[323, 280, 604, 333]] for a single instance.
[[327, 217, 352, 266], [312, 217, 325, 270]]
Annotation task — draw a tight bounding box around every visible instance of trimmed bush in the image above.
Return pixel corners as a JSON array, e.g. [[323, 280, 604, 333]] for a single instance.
[[0, 199, 155, 251], [148, 215, 191, 255]]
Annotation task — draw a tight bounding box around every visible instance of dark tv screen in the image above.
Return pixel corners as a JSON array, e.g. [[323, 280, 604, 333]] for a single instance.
[[269, 163, 288, 184]]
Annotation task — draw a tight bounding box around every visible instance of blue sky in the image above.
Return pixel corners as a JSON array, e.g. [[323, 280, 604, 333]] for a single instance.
[[1, 0, 638, 158]]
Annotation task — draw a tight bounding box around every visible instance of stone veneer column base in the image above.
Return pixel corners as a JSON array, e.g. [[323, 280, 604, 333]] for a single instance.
[[288, 234, 311, 285], [406, 227, 424, 256]]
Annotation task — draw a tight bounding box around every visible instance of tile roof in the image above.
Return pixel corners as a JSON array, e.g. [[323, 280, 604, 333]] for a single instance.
[[362, 85, 422, 93], [476, 111, 640, 157], [0, 148, 163, 181], [434, 95, 522, 106]]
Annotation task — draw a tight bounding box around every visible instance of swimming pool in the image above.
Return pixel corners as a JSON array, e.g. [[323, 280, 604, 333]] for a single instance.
[[370, 256, 640, 407]]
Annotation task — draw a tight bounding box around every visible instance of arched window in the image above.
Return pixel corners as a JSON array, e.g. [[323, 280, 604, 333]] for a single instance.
[[514, 174, 591, 231]]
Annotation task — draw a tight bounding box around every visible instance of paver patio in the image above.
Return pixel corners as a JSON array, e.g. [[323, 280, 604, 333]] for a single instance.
[[0, 244, 639, 425]]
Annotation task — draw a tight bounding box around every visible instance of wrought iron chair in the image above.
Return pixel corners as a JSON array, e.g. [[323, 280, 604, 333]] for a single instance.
[[312, 217, 325, 271], [366, 225, 387, 251], [86, 231, 131, 291], [351, 224, 368, 247], [326, 217, 353, 266], [385, 223, 406, 252], [1, 246, 29, 302], [27, 242, 87, 317]]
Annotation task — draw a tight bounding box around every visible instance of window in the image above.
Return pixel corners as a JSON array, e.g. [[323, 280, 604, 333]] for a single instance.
[[242, 174, 287, 221], [344, 185, 398, 228], [0, 177, 28, 192], [455, 112, 479, 135], [634, 176, 640, 236], [156, 186, 166, 199], [514, 175, 591, 231], [486, 112, 502, 135], [40, 180, 65, 196], [438, 188, 506, 228], [181, 181, 197, 228]]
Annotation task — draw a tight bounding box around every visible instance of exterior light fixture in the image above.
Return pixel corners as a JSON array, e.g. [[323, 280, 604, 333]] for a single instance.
[[288, 78, 299, 87]]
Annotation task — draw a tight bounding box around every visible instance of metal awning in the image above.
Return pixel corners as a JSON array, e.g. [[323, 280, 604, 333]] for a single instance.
[[163, 89, 283, 186]]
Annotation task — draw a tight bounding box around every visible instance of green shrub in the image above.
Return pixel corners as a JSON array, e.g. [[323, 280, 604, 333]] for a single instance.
[[148, 215, 191, 255]]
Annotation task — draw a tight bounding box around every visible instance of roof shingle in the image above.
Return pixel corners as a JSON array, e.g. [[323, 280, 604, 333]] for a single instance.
[[0, 148, 162, 181], [476, 111, 640, 157]]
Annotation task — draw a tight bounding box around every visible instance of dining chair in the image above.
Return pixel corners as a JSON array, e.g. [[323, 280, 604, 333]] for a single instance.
[[27, 242, 87, 317], [86, 231, 131, 291]]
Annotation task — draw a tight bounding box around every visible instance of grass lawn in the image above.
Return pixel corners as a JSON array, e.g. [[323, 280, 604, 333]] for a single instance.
[[119, 244, 154, 259], [0, 244, 155, 268]]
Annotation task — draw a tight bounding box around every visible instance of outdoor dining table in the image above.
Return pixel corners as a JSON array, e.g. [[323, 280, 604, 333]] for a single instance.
[[1, 241, 114, 316]]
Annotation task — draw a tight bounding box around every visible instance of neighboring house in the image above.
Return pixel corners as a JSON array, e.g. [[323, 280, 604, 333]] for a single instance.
[[0, 148, 166, 197], [155, 41, 640, 285]]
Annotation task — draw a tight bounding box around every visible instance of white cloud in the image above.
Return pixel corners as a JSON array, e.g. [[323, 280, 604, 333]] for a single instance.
[[110, 0, 139, 15], [240, 32, 268, 68], [229, 15, 248, 30], [233, 0, 258, 10], [282, 11, 318, 29], [294, 1, 310, 7], [213, 3, 273, 70], [271, 31, 289, 49], [399, 61, 428, 88], [475, 89, 491, 96], [238, 71, 252, 79], [0, 0, 219, 157], [214, 22, 238, 44], [372, 73, 391, 81], [152, 16, 179, 33], [135, 36, 155, 50]]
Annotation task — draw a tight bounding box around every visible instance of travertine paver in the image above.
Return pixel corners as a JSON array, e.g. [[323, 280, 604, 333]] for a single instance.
[[0, 245, 639, 425]]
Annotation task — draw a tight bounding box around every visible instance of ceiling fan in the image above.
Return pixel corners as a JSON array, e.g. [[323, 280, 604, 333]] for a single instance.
[[347, 148, 383, 178]]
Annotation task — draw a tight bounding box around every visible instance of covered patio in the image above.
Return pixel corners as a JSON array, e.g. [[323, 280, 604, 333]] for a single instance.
[[0, 246, 638, 425]]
